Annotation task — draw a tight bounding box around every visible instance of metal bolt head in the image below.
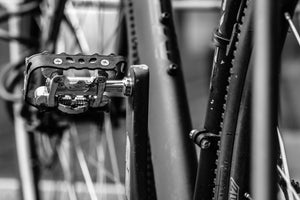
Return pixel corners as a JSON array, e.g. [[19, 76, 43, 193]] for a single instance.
[[53, 58, 63, 65], [98, 76, 106, 83], [123, 77, 133, 96], [160, 12, 170, 24], [53, 76, 63, 83], [200, 139, 211, 149], [167, 64, 178, 75], [244, 193, 253, 200], [101, 59, 110, 66]]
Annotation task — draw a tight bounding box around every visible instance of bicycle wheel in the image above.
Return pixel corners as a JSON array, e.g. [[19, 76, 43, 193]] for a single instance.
[[0, 0, 146, 199], [0, 1, 155, 200], [210, 0, 298, 199], [29, 1, 128, 199]]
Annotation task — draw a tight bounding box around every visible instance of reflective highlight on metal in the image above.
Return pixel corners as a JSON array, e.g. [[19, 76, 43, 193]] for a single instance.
[[284, 12, 300, 46]]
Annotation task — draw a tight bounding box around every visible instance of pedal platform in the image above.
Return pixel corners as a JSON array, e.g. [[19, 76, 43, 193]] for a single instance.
[[23, 52, 128, 114]]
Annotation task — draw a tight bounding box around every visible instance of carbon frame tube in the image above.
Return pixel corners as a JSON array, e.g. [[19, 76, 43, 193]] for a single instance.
[[126, 0, 197, 199], [252, 0, 279, 200]]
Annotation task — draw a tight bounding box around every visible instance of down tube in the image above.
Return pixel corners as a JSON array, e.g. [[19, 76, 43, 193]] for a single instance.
[[128, 0, 198, 199]]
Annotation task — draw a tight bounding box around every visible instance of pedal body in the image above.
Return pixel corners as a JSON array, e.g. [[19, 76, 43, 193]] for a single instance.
[[24, 52, 128, 114]]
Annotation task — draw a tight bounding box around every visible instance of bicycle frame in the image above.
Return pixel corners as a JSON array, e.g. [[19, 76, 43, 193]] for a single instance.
[[12, 0, 224, 199], [7, 0, 300, 200]]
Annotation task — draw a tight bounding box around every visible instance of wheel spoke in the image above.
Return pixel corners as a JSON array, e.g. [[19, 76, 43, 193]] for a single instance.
[[277, 166, 300, 200], [104, 113, 123, 200], [285, 12, 300, 46], [70, 122, 98, 200], [57, 131, 78, 200]]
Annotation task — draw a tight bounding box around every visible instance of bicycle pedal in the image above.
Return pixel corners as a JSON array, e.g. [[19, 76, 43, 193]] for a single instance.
[[23, 52, 131, 114]]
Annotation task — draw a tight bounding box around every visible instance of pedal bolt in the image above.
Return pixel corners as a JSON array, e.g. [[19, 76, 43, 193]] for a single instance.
[[53, 58, 63, 65], [160, 12, 170, 24], [244, 193, 253, 200], [200, 139, 211, 149], [167, 64, 177, 75], [101, 59, 110, 66]]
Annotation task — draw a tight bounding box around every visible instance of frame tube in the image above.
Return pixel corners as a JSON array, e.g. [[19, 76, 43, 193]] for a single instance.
[[252, 0, 279, 200]]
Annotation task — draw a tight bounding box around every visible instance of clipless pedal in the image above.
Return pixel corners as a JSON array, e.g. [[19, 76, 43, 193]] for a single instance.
[[23, 52, 132, 114]]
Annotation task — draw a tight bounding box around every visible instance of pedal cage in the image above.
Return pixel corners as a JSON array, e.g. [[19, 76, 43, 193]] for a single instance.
[[24, 52, 127, 114]]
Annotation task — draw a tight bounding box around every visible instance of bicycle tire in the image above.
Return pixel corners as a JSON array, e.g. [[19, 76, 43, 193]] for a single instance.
[[212, 0, 298, 199]]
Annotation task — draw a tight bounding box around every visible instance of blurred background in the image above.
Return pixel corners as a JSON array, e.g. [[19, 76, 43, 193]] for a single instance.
[[0, 0, 299, 198]]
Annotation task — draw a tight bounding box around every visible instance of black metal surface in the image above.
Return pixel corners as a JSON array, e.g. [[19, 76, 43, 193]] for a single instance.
[[204, 0, 246, 136], [203, 0, 243, 132], [126, 65, 150, 200], [126, 0, 197, 199], [25, 52, 126, 74]]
